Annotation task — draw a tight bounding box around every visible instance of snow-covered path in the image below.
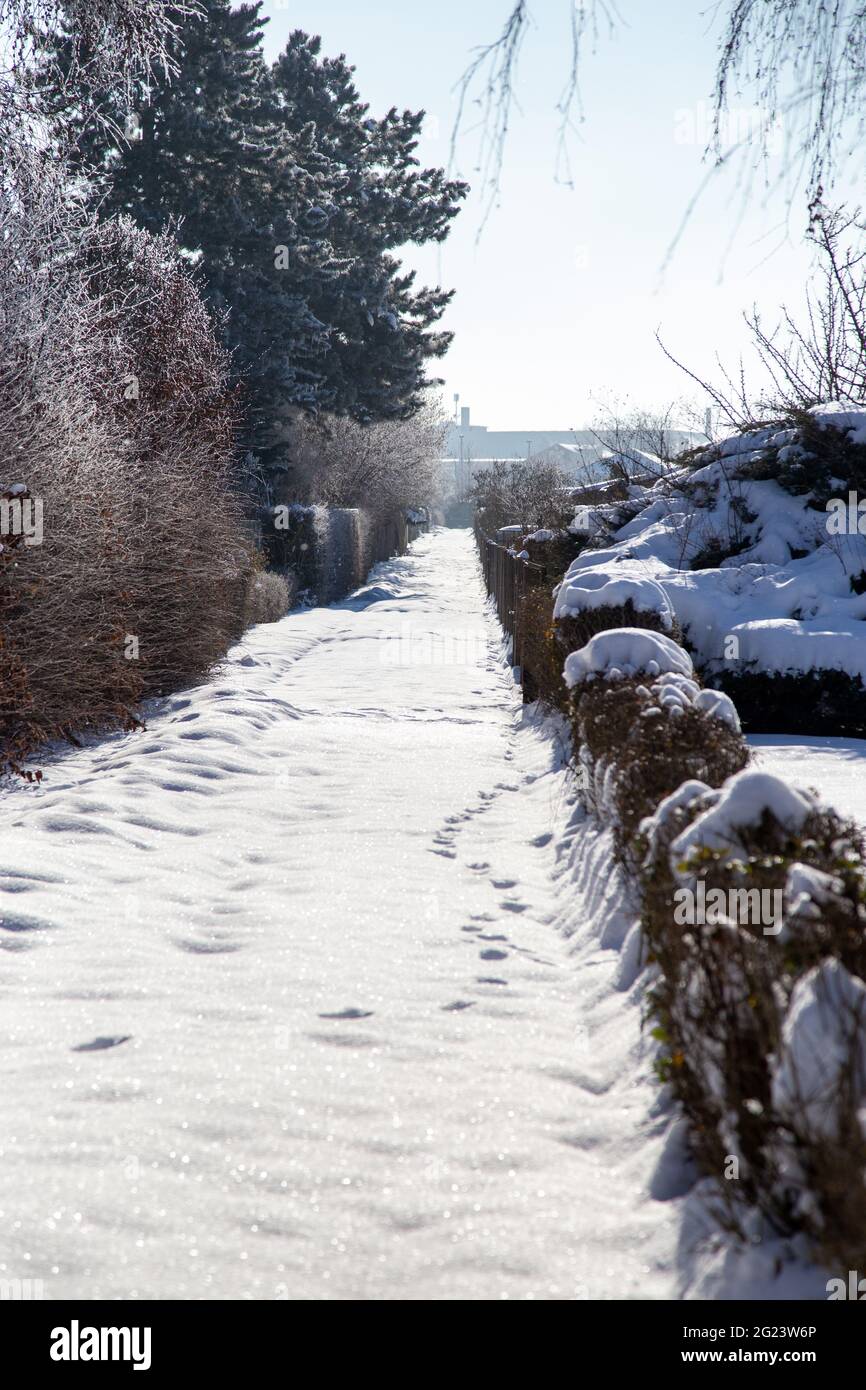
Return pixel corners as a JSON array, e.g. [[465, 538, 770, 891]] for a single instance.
[[0, 529, 676, 1301]]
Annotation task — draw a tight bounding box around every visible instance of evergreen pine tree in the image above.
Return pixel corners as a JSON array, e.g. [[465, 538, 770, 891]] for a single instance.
[[269, 31, 466, 422], [51, 4, 467, 487]]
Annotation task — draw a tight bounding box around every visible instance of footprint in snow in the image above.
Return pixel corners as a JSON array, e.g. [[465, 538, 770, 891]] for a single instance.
[[477, 976, 508, 986], [441, 1001, 475, 1012], [318, 1007, 374, 1021], [0, 911, 54, 933], [72, 1035, 131, 1052]]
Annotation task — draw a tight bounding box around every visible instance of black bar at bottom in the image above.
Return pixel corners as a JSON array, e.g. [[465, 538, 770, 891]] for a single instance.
[[1, 1296, 860, 1376]]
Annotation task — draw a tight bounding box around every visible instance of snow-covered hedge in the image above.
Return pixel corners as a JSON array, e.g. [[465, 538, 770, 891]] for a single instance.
[[262, 503, 411, 605], [554, 570, 674, 628], [478, 523, 866, 1269], [563, 617, 866, 1270], [552, 403, 866, 733], [640, 765, 866, 1269], [567, 630, 747, 859], [563, 627, 692, 688]]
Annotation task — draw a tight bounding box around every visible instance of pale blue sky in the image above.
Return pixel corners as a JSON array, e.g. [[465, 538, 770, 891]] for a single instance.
[[259, 1, 847, 429]]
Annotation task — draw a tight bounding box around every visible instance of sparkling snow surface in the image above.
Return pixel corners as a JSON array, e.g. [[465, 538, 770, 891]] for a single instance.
[[749, 735, 866, 827], [0, 529, 682, 1301]]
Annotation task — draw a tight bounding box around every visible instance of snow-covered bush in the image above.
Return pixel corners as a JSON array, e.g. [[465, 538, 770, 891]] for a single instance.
[[554, 570, 674, 628], [563, 627, 692, 688], [554, 402, 866, 734], [520, 526, 586, 576], [553, 564, 682, 671], [639, 768, 866, 1264], [566, 630, 747, 858]]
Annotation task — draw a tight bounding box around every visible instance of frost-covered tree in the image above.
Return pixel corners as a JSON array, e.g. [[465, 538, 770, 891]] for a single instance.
[[56, 6, 467, 489], [470, 459, 573, 534], [0, 0, 250, 769], [0, 0, 200, 151], [288, 397, 446, 519], [660, 202, 866, 430], [40, 1, 329, 483]]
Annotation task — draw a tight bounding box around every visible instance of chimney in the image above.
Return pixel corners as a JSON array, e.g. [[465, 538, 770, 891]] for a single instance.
[[460, 406, 470, 429]]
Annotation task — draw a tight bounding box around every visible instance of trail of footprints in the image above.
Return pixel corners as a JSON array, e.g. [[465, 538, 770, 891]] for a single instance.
[[312, 734, 550, 1028], [432, 730, 553, 1011]]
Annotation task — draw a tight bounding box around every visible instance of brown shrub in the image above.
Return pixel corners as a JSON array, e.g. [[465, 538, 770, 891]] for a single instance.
[[639, 779, 866, 1263], [517, 584, 568, 709], [243, 567, 293, 627], [0, 184, 249, 773], [556, 600, 681, 658], [571, 677, 748, 860]]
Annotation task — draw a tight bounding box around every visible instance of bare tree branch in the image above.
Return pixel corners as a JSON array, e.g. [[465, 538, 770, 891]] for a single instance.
[[451, 1, 620, 228]]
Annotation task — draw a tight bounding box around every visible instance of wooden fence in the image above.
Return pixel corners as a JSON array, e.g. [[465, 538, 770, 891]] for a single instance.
[[475, 521, 558, 694]]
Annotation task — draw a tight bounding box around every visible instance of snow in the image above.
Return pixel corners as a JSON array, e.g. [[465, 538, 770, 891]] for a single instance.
[[808, 401, 866, 446], [640, 779, 711, 862], [563, 627, 693, 688], [553, 567, 674, 628], [0, 527, 683, 1301], [692, 687, 740, 730], [783, 862, 845, 935], [558, 420, 866, 683], [750, 734, 866, 826], [669, 770, 817, 866], [772, 961, 866, 1139]]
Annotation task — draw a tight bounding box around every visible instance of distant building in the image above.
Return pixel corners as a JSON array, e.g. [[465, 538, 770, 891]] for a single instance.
[[443, 404, 596, 466], [442, 401, 703, 495]]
